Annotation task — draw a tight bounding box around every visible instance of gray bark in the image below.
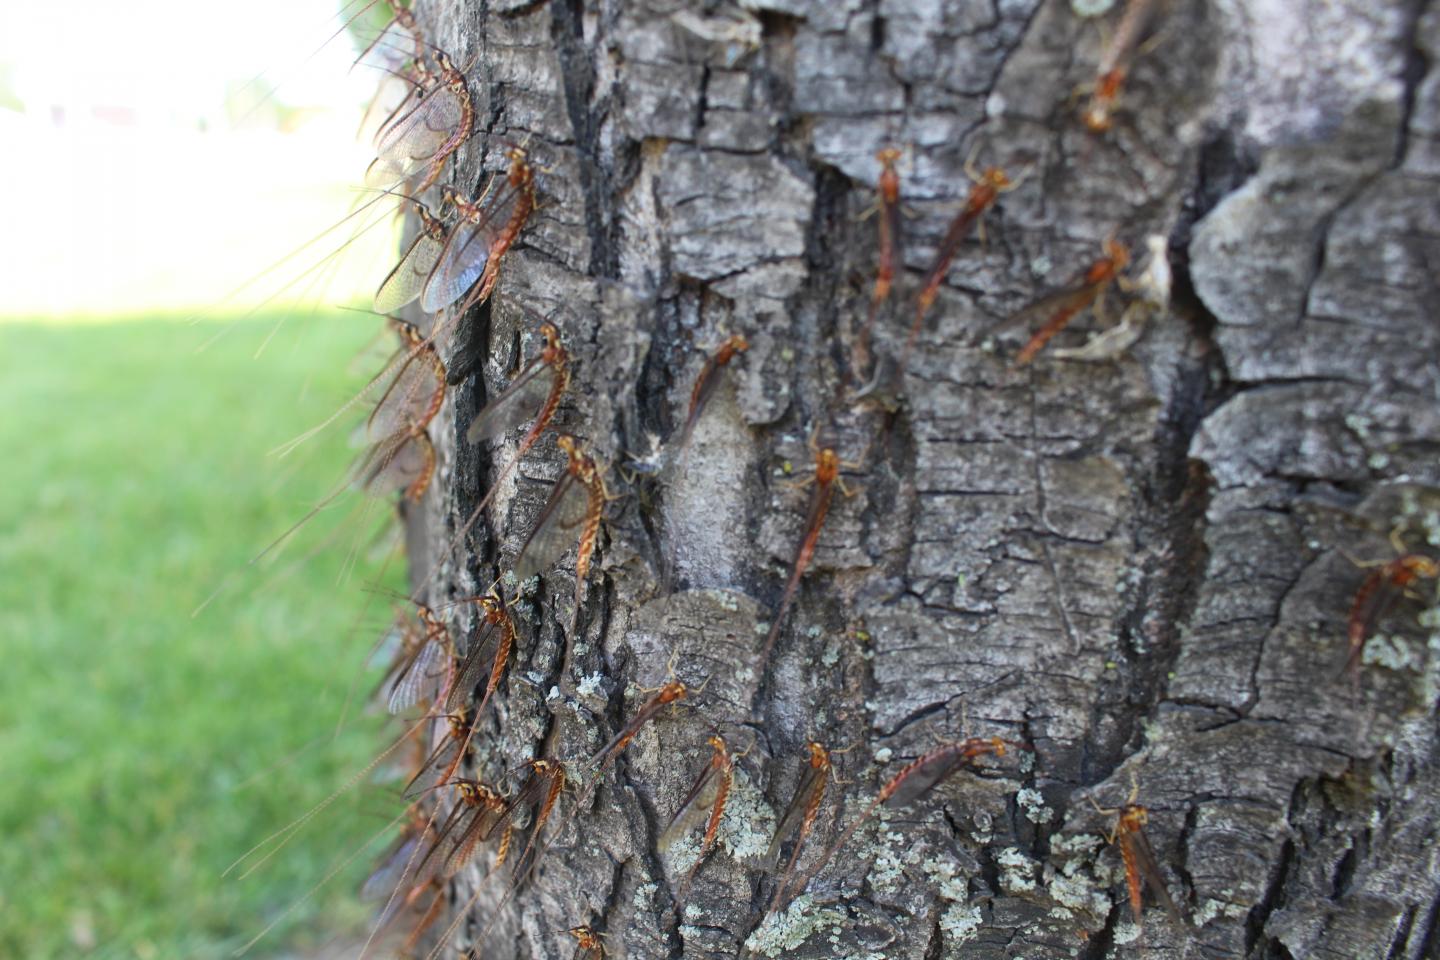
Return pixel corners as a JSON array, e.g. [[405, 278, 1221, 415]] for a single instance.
[[399, 0, 1440, 957]]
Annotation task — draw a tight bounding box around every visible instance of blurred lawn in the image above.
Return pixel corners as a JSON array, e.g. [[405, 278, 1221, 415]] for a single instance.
[[0, 315, 412, 959]]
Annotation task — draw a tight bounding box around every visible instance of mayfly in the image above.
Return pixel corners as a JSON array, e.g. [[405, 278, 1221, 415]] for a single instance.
[[902, 150, 1023, 365], [510, 434, 609, 604], [366, 49, 476, 194], [756, 444, 849, 677], [1346, 552, 1439, 676], [854, 148, 904, 379], [410, 321, 572, 602], [666, 333, 749, 588], [591, 677, 690, 774], [1008, 238, 1129, 365], [443, 590, 518, 725], [421, 147, 537, 315], [659, 734, 735, 905], [569, 925, 605, 960], [1089, 778, 1184, 929], [420, 759, 567, 960], [675, 333, 750, 467], [420, 779, 513, 880], [1079, 0, 1161, 133], [788, 737, 1012, 902], [764, 741, 836, 909]]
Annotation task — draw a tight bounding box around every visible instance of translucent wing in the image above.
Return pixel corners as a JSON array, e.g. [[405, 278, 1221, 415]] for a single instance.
[[387, 632, 446, 715], [358, 431, 434, 498], [367, 82, 464, 187], [659, 760, 723, 853], [511, 473, 591, 581], [361, 831, 425, 901], [882, 748, 968, 809], [1120, 820, 1184, 924], [765, 764, 825, 866], [466, 359, 555, 443], [363, 349, 444, 444], [375, 229, 445, 313], [420, 184, 523, 313], [443, 618, 502, 714], [404, 725, 466, 799], [998, 279, 1107, 335], [443, 802, 505, 877]]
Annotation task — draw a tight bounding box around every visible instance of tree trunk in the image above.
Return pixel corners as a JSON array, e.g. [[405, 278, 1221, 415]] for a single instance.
[[399, 0, 1440, 957]]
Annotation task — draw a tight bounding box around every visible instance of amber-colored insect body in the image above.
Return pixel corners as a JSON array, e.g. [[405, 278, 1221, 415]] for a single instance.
[[1347, 554, 1439, 676], [511, 434, 609, 590], [443, 590, 518, 718], [421, 148, 536, 315], [1090, 780, 1184, 929], [659, 734, 735, 905], [592, 680, 689, 772], [757, 446, 844, 674], [788, 737, 1011, 901], [1080, 0, 1160, 133], [570, 925, 605, 960], [853, 148, 904, 378], [901, 153, 1021, 366], [1011, 238, 1130, 365], [765, 741, 834, 909], [676, 333, 750, 462], [420, 759, 566, 960]]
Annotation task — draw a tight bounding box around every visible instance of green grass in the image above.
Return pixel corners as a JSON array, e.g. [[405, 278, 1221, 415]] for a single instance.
[[0, 315, 413, 959]]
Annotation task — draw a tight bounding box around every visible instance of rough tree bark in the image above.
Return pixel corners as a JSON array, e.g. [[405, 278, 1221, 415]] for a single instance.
[[396, 0, 1440, 957]]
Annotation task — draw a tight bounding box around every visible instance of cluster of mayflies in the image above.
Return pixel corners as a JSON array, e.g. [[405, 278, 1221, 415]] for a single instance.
[[219, 0, 1439, 956]]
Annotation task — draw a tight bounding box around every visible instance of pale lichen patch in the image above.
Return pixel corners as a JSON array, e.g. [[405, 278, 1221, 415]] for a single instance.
[[742, 895, 847, 958]]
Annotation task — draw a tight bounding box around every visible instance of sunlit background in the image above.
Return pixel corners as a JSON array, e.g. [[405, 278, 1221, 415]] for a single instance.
[[1, 1, 417, 956]]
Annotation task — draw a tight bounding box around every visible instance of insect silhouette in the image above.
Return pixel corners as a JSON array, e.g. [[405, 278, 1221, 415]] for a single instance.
[[1089, 777, 1184, 930]]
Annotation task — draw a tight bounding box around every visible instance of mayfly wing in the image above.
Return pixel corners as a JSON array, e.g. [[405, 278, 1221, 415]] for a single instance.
[[387, 626, 446, 715], [996, 279, 1104, 335], [764, 762, 826, 867], [442, 787, 507, 877], [363, 343, 444, 444], [511, 472, 590, 581], [882, 739, 1007, 809], [658, 756, 723, 853], [1120, 817, 1183, 924], [367, 79, 465, 187], [361, 830, 423, 901], [443, 616, 502, 714], [358, 431, 435, 499], [881, 750, 967, 809], [591, 684, 686, 768], [495, 760, 566, 880], [420, 184, 523, 313], [374, 207, 447, 313], [465, 356, 556, 443]]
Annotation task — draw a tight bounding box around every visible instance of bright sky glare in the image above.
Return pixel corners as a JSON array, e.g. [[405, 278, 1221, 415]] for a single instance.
[[0, 0, 399, 317]]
